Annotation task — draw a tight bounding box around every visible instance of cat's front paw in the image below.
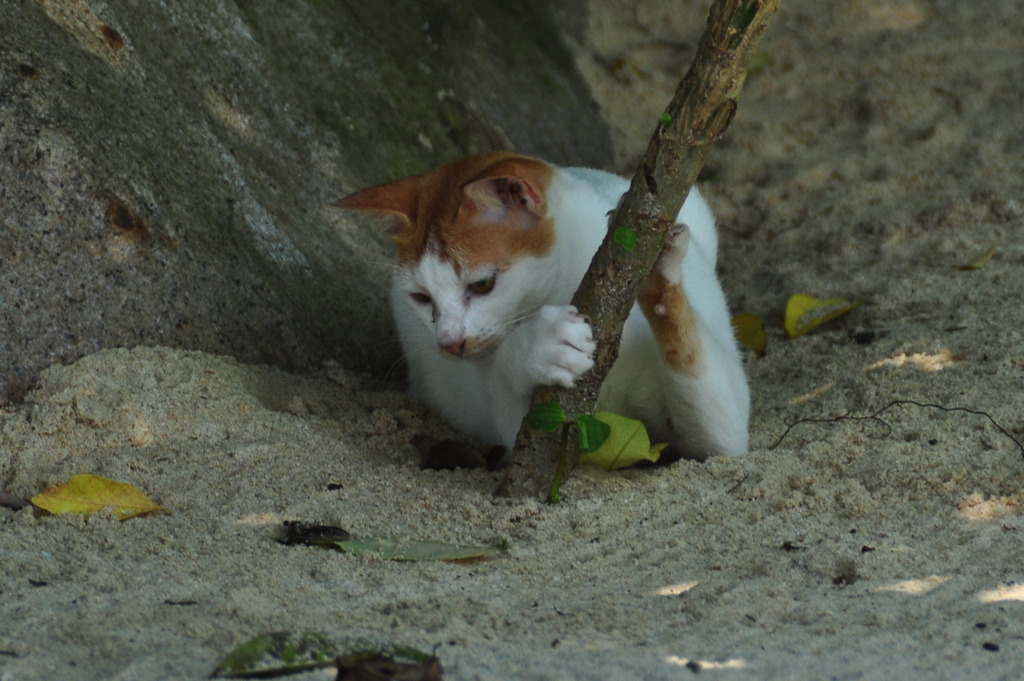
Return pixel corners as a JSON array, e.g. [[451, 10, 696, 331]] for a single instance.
[[533, 305, 596, 387]]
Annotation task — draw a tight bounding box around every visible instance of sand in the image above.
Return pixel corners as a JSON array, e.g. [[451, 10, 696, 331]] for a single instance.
[[2, 1, 1023, 679]]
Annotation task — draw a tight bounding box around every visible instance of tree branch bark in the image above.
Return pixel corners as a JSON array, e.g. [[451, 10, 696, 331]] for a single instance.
[[498, 0, 780, 496]]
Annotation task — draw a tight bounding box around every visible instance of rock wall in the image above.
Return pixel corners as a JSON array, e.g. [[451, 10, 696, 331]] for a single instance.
[[0, 0, 611, 403]]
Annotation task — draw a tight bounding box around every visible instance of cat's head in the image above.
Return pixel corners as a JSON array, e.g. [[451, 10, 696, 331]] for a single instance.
[[335, 152, 558, 357]]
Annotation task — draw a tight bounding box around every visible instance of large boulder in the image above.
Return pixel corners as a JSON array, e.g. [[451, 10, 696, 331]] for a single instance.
[[0, 0, 611, 403]]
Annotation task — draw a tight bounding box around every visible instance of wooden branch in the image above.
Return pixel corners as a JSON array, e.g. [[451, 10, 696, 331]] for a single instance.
[[500, 0, 780, 494]]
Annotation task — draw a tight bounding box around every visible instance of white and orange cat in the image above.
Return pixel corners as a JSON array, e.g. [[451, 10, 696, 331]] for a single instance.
[[337, 152, 749, 461]]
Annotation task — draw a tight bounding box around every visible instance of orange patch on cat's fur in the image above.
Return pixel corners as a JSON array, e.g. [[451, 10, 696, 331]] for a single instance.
[[638, 271, 703, 376], [336, 152, 556, 270]]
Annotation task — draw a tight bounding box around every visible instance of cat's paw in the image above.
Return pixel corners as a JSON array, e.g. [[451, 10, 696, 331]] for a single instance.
[[533, 305, 596, 387], [654, 223, 690, 281]]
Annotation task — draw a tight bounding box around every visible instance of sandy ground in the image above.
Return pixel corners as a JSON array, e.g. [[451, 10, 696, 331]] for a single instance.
[[3, 1, 1024, 679]]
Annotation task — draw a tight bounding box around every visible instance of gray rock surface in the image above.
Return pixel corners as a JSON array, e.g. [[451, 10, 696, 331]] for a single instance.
[[0, 0, 610, 403]]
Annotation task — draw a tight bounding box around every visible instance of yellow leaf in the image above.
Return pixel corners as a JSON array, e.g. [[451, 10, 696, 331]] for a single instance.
[[955, 243, 996, 271], [731, 312, 767, 356], [784, 294, 861, 338], [31, 474, 165, 520], [579, 412, 663, 471]]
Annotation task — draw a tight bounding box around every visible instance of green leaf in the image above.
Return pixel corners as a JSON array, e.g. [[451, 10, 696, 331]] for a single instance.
[[613, 226, 638, 251], [526, 399, 567, 432], [784, 293, 861, 338], [211, 631, 338, 677], [658, 112, 673, 125], [575, 414, 611, 454], [338, 538, 501, 562], [579, 412, 664, 470]]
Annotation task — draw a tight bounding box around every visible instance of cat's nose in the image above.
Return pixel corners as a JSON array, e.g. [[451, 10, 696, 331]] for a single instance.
[[442, 339, 466, 357]]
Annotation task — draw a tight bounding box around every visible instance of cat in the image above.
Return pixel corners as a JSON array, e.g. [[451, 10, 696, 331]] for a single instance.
[[336, 151, 750, 461]]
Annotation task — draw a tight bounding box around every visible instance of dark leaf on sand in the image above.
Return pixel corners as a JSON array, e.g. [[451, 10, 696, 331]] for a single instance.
[[277, 522, 501, 562], [337, 648, 443, 681], [276, 521, 352, 545]]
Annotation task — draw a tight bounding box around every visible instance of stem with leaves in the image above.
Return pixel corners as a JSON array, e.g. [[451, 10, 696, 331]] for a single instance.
[[499, 0, 781, 496]]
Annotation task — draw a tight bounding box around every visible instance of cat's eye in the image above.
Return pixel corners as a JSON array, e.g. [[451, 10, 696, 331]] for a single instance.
[[468, 275, 496, 295], [410, 292, 432, 305]]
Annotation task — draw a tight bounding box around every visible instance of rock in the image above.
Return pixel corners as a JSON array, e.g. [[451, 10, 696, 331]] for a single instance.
[[0, 0, 611, 403]]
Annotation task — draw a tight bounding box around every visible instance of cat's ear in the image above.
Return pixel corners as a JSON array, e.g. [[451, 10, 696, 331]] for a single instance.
[[461, 159, 549, 229], [331, 176, 420, 234]]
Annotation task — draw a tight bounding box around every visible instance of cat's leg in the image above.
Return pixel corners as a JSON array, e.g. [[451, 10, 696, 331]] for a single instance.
[[635, 225, 750, 459]]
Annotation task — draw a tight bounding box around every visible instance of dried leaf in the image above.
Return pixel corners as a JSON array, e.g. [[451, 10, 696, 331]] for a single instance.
[[955, 243, 996, 270], [31, 474, 165, 520], [277, 521, 352, 545], [211, 631, 338, 677], [731, 312, 767, 356], [578, 412, 664, 470], [784, 293, 861, 338]]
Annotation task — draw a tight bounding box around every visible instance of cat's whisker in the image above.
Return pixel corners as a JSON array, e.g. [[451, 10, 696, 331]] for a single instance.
[[500, 302, 547, 335], [382, 355, 407, 387]]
